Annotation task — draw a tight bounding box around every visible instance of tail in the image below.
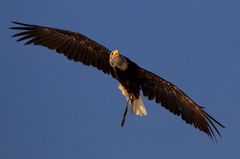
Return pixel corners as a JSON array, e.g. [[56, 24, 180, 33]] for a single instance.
[[118, 83, 147, 116], [131, 96, 147, 116]]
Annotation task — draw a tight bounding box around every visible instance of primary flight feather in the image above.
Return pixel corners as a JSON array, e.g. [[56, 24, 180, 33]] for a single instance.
[[10, 21, 224, 140]]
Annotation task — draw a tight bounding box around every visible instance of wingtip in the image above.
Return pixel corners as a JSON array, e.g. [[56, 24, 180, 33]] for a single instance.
[[11, 21, 25, 26], [10, 21, 34, 28], [11, 21, 18, 24], [10, 21, 23, 30]]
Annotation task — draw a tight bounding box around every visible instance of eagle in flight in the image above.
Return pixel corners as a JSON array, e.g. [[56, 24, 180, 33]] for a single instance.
[[10, 21, 224, 140]]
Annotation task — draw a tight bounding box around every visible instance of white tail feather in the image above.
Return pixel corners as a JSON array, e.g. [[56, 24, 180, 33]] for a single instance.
[[118, 83, 147, 116], [131, 96, 147, 116]]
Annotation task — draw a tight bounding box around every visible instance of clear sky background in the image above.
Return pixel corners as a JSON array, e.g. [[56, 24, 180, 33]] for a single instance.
[[1, 0, 239, 158]]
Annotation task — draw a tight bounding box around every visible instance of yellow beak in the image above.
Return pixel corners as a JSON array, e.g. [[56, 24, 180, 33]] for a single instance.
[[112, 50, 120, 59]]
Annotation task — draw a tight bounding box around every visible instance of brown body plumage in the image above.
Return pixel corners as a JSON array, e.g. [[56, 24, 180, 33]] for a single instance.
[[10, 21, 224, 140]]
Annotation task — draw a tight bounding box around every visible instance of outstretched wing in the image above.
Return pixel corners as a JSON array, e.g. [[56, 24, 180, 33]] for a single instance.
[[10, 21, 116, 78], [137, 68, 224, 139]]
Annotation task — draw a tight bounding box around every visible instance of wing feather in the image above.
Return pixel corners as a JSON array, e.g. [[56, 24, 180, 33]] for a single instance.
[[137, 68, 224, 139], [10, 21, 116, 78]]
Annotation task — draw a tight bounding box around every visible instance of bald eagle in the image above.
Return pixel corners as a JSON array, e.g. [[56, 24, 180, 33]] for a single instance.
[[10, 21, 224, 140]]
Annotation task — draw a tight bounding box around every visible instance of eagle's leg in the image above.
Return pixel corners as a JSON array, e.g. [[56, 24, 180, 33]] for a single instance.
[[121, 98, 130, 127], [118, 83, 147, 119]]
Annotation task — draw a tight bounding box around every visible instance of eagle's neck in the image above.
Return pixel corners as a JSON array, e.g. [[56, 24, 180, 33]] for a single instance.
[[117, 56, 128, 70]]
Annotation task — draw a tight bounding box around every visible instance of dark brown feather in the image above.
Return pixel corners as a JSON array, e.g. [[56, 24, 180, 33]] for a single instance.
[[10, 21, 116, 78], [136, 67, 224, 140]]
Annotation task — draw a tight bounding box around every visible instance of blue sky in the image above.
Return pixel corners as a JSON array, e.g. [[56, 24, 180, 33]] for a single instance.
[[1, 0, 239, 158]]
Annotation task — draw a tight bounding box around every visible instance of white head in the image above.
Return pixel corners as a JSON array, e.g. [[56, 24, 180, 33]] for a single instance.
[[109, 50, 128, 70]]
